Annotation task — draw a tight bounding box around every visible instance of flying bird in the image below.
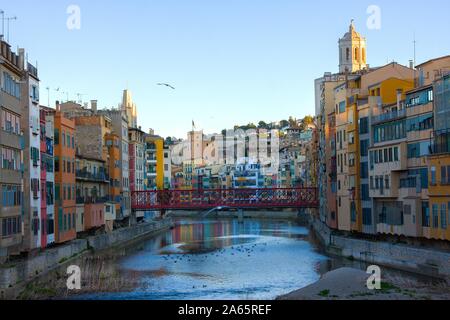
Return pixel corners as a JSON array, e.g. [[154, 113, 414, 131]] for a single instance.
[[157, 83, 175, 90]]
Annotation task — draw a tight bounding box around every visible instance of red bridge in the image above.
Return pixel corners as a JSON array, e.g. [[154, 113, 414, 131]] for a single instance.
[[131, 187, 318, 211]]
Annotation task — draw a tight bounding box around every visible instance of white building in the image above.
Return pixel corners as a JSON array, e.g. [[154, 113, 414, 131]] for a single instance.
[[20, 51, 42, 251]]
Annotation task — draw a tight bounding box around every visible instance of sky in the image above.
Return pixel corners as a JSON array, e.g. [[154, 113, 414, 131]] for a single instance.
[[2, 0, 450, 138]]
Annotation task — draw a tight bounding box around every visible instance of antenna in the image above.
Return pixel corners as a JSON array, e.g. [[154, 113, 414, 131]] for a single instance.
[[46, 86, 50, 107], [0, 10, 4, 39], [5, 15, 17, 43], [413, 32, 417, 87], [76, 93, 86, 104]]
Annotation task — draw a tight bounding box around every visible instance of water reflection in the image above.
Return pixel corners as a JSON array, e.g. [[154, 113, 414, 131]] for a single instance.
[[80, 218, 327, 300]]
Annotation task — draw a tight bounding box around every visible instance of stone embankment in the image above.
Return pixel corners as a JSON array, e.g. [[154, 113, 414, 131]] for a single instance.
[[0, 218, 173, 299], [310, 218, 450, 280]]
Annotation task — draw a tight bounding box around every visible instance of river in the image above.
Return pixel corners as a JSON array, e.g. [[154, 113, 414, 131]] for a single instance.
[[77, 217, 340, 300]]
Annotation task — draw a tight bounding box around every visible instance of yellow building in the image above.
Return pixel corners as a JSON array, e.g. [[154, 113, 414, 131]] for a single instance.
[[145, 134, 164, 190]]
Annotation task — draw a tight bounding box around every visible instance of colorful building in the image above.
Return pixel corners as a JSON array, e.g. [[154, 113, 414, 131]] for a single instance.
[[0, 39, 24, 262], [52, 103, 77, 243], [39, 107, 55, 247], [144, 133, 165, 190], [20, 55, 42, 252], [105, 132, 121, 227]]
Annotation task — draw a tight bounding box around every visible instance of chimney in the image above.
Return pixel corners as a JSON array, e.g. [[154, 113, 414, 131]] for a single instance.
[[409, 60, 414, 69], [18, 48, 25, 70], [56, 100, 60, 112], [91, 100, 98, 113]]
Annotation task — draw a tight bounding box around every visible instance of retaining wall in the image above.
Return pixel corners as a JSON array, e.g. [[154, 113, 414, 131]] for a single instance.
[[311, 219, 450, 279]]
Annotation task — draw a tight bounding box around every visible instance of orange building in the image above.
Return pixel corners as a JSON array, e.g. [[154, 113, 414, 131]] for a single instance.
[[52, 103, 77, 243], [105, 133, 121, 219]]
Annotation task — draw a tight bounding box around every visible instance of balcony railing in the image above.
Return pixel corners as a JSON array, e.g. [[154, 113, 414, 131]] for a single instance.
[[372, 109, 406, 125], [430, 130, 450, 155], [76, 196, 110, 204], [76, 170, 109, 182]]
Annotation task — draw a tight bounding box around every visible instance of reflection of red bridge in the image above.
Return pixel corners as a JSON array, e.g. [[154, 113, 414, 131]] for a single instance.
[[131, 188, 319, 211]]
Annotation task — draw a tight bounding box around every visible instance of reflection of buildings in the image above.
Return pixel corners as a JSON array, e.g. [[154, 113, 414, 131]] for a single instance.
[[169, 220, 287, 250]]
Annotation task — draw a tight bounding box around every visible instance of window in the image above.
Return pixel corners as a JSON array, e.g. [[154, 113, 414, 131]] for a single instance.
[[406, 113, 433, 132], [394, 147, 399, 161], [1, 216, 21, 237], [422, 201, 430, 227], [1, 185, 22, 206], [31, 179, 40, 199], [338, 101, 346, 114], [385, 175, 390, 189], [359, 117, 369, 134], [374, 120, 406, 143], [360, 163, 368, 179], [362, 208, 372, 225], [432, 204, 439, 228], [2, 72, 21, 99], [1, 108, 21, 134], [31, 147, 40, 166], [440, 203, 447, 229], [360, 140, 369, 157], [431, 166, 436, 185], [361, 184, 369, 201], [441, 166, 447, 185], [54, 129, 59, 145], [1, 147, 21, 170]]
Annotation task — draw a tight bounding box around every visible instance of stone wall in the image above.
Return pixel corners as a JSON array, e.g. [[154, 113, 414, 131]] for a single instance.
[[0, 218, 173, 296], [0, 239, 88, 291], [87, 219, 172, 251], [311, 218, 450, 279]]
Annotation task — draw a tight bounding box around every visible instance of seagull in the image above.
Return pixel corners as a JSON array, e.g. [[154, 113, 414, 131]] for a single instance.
[[157, 83, 175, 90]]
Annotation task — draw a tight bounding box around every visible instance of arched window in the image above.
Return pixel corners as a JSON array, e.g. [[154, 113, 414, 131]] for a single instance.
[[355, 47, 359, 61], [346, 48, 350, 61]]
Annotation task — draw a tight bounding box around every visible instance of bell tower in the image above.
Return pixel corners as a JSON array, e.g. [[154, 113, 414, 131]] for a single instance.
[[339, 20, 367, 73]]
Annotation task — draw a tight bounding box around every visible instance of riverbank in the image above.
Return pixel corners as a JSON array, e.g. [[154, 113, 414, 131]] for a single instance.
[[0, 218, 173, 300], [277, 267, 450, 300], [309, 218, 450, 280]]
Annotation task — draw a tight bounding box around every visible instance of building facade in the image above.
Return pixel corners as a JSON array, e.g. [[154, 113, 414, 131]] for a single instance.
[[0, 39, 24, 261]]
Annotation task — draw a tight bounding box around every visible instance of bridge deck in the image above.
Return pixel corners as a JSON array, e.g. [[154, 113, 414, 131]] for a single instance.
[[131, 187, 318, 210]]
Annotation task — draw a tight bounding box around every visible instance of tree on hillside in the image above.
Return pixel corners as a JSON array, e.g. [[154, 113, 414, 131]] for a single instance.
[[300, 115, 315, 131], [279, 120, 289, 128], [258, 121, 268, 129]]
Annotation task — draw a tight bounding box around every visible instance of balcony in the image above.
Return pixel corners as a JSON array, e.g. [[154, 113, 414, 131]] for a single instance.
[[372, 109, 406, 125], [76, 170, 109, 183], [76, 196, 110, 204]]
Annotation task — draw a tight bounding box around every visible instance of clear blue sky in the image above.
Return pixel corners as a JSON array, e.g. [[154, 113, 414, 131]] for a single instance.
[[3, 0, 450, 138]]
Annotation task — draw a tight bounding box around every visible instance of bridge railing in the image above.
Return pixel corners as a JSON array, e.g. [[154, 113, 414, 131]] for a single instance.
[[131, 187, 318, 210]]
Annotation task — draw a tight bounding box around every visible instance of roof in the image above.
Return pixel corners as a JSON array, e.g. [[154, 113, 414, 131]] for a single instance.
[[415, 55, 450, 68]]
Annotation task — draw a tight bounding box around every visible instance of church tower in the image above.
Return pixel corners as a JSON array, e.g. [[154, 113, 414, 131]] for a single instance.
[[121, 89, 138, 128], [339, 20, 368, 73]]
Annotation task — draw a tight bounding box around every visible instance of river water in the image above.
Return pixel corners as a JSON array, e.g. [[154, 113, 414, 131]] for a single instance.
[[78, 218, 340, 300]]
